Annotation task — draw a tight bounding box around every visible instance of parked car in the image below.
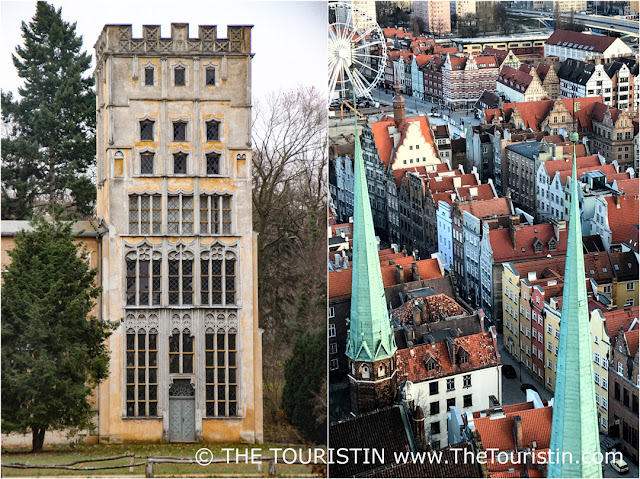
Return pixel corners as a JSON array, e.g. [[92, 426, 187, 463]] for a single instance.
[[520, 383, 538, 393], [610, 458, 629, 474], [502, 365, 517, 379]]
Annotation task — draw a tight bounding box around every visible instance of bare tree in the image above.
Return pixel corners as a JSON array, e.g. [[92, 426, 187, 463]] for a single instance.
[[251, 86, 327, 433]]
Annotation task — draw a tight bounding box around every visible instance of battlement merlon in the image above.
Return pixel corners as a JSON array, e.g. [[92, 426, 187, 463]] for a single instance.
[[93, 24, 253, 62]]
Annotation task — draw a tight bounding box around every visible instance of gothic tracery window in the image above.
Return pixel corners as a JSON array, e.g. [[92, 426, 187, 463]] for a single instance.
[[200, 245, 237, 306], [168, 245, 194, 305], [125, 246, 162, 306]]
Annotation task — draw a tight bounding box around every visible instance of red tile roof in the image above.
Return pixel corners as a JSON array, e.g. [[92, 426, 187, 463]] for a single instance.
[[427, 173, 478, 194], [543, 155, 601, 177], [459, 197, 513, 220], [328, 257, 443, 300], [546, 29, 618, 53], [501, 96, 602, 131], [330, 223, 353, 237], [396, 332, 499, 383], [498, 65, 533, 92], [604, 307, 639, 339], [474, 406, 553, 453], [392, 293, 467, 326], [456, 183, 496, 201], [370, 115, 438, 169], [473, 401, 535, 418], [604, 195, 639, 244], [484, 108, 503, 123], [556, 163, 618, 186], [615, 178, 640, 196], [490, 223, 568, 263], [513, 256, 567, 279], [625, 329, 639, 356]]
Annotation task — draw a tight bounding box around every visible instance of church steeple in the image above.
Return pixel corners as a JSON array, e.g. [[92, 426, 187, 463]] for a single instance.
[[548, 132, 601, 478], [346, 100, 397, 414], [346, 120, 396, 364]]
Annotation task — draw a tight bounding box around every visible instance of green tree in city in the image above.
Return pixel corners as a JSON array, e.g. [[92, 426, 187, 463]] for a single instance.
[[281, 330, 327, 444], [1, 214, 113, 452], [1, 1, 96, 220]]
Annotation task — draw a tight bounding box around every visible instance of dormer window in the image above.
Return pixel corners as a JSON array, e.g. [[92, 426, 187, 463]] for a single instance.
[[533, 239, 543, 253], [174, 67, 185, 86], [425, 356, 437, 371]]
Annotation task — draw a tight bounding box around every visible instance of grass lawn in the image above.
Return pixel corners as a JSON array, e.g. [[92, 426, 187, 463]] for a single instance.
[[1, 443, 326, 477]]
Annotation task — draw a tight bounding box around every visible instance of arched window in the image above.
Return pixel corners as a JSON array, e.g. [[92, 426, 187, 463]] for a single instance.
[[361, 364, 370, 380], [169, 327, 194, 374]]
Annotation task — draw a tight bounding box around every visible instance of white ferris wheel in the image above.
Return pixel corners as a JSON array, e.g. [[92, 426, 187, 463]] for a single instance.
[[328, 2, 387, 103]]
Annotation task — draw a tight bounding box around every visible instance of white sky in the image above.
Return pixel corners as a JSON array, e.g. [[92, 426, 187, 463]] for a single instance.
[[1, 0, 327, 101]]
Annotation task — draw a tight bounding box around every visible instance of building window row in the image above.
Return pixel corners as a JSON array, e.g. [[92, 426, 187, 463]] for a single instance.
[[143, 65, 216, 87], [125, 249, 237, 307], [139, 119, 220, 144], [129, 194, 232, 236]]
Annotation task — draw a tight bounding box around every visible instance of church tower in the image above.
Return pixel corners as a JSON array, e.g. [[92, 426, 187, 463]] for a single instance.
[[346, 114, 397, 415], [548, 132, 601, 478], [93, 24, 262, 443]]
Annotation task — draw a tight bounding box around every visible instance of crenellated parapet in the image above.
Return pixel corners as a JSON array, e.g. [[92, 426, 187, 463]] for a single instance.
[[94, 23, 252, 63]]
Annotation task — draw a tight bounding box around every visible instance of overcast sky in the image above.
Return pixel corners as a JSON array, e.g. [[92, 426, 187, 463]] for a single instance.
[[1, 0, 327, 101]]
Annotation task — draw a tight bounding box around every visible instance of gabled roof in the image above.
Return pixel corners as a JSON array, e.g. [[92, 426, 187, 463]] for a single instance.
[[557, 58, 595, 86], [583, 252, 614, 283], [625, 329, 639, 357], [459, 197, 512, 219], [556, 163, 617, 186], [391, 293, 467, 326], [609, 251, 639, 283], [604, 195, 639, 244], [622, 224, 639, 253], [498, 65, 533, 92], [490, 224, 568, 263], [396, 332, 499, 382], [546, 29, 617, 53], [603, 306, 639, 339], [369, 115, 438, 169], [456, 183, 496, 201], [427, 173, 477, 194], [615, 178, 640, 196]]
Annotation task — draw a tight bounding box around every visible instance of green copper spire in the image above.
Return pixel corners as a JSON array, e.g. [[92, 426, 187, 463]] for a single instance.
[[345, 114, 396, 363], [548, 135, 601, 478]]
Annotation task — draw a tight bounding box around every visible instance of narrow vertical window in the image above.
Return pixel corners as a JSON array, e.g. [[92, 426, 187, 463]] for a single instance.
[[222, 196, 231, 234], [206, 154, 220, 175], [169, 260, 180, 305], [148, 333, 158, 415], [173, 153, 187, 174], [152, 261, 161, 305], [205, 333, 215, 416], [140, 121, 154, 141], [140, 153, 154, 174], [129, 197, 139, 235], [201, 259, 210, 304], [168, 196, 179, 234], [182, 196, 193, 234], [200, 195, 210, 235], [144, 67, 154, 86], [174, 67, 185, 86], [126, 333, 135, 416], [173, 122, 187, 141], [169, 332, 180, 373], [225, 259, 235, 305], [206, 121, 219, 141], [205, 67, 216, 86], [137, 331, 146, 416], [182, 332, 194, 374], [126, 260, 136, 305], [182, 259, 193, 305], [140, 196, 150, 234], [212, 260, 223, 304], [217, 330, 226, 416], [228, 330, 237, 416], [200, 252, 237, 306], [139, 260, 149, 304]]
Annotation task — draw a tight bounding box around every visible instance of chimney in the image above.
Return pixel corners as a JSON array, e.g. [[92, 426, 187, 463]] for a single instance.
[[453, 176, 462, 188], [389, 259, 395, 265], [412, 405, 427, 451], [510, 224, 518, 250], [513, 415, 524, 450], [393, 81, 405, 126], [411, 262, 421, 282], [395, 264, 405, 284]]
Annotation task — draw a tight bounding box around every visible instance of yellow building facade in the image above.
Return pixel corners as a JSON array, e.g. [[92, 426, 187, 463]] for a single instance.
[[92, 23, 263, 444]]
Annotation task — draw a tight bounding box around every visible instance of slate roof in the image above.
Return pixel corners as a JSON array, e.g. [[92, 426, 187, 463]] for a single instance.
[[396, 331, 499, 383], [498, 65, 533, 92], [546, 29, 617, 53], [329, 405, 414, 478], [609, 251, 639, 283], [557, 58, 595, 86]]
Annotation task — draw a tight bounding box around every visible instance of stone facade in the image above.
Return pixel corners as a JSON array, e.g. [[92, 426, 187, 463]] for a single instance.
[[348, 357, 397, 415], [93, 23, 262, 444]]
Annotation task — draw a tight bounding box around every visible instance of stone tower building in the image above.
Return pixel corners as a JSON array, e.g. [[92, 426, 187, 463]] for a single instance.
[[93, 23, 263, 443]]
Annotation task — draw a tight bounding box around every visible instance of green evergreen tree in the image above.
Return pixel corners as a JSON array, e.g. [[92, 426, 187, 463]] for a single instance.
[[1, 214, 113, 452], [281, 330, 327, 443], [1, 1, 96, 220]]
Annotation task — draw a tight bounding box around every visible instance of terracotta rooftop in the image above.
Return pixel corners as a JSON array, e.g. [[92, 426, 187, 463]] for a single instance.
[[329, 256, 443, 300], [497, 65, 533, 92], [474, 406, 553, 453], [604, 195, 639, 245], [396, 332, 499, 383], [490, 223, 568, 263], [615, 178, 640, 196], [459, 197, 513, 220], [556, 163, 618, 186], [472, 401, 535, 419], [501, 96, 602, 132], [546, 29, 618, 53], [604, 306, 639, 339], [369, 115, 438, 169], [583, 252, 614, 283], [330, 223, 353, 238], [625, 329, 639, 357], [542, 155, 601, 177], [427, 173, 478, 194], [391, 293, 468, 326], [456, 183, 496, 201], [513, 256, 567, 279]]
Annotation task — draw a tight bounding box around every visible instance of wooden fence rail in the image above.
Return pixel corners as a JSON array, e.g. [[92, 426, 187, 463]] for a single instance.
[[2, 454, 324, 477]]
